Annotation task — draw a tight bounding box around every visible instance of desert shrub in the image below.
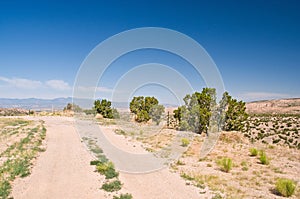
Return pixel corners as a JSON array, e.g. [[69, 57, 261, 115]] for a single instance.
[[112, 108, 120, 119], [273, 139, 280, 144], [90, 160, 101, 165], [212, 193, 223, 199], [104, 167, 119, 179], [259, 150, 269, 165], [275, 178, 296, 197], [10, 158, 31, 178], [97, 154, 109, 163], [114, 129, 126, 135], [113, 193, 133, 199], [101, 180, 122, 192], [241, 161, 248, 171], [0, 180, 11, 198], [96, 161, 119, 179], [249, 148, 258, 156], [91, 146, 103, 154], [218, 157, 232, 173], [176, 160, 185, 165], [181, 138, 190, 147], [180, 173, 194, 181]]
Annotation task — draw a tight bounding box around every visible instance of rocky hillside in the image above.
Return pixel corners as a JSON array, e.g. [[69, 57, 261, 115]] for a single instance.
[[0, 108, 29, 116], [246, 98, 300, 114]]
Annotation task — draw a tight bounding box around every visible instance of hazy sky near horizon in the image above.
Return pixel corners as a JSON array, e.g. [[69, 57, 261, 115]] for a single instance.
[[0, 0, 299, 103]]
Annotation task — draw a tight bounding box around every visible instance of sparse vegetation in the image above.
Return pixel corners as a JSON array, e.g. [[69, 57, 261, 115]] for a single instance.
[[217, 157, 233, 173], [90, 160, 102, 165], [0, 180, 11, 199], [275, 178, 296, 197], [181, 138, 190, 147], [115, 129, 126, 135], [176, 160, 185, 165], [249, 148, 258, 156], [243, 114, 300, 148], [63, 103, 82, 112], [101, 180, 122, 192], [259, 150, 270, 165], [113, 193, 133, 199], [0, 119, 46, 198], [241, 161, 248, 171], [95, 161, 119, 179]]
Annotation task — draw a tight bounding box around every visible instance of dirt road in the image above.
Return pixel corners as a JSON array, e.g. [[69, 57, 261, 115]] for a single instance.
[[12, 116, 203, 199], [12, 117, 106, 199]]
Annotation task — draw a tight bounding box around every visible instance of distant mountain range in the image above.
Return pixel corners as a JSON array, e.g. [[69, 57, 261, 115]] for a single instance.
[[5, 97, 299, 114], [0, 97, 179, 111], [0, 97, 72, 110]]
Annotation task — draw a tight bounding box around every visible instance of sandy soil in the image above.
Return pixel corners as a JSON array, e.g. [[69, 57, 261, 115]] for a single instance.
[[11, 116, 205, 199], [12, 116, 106, 199], [93, 125, 203, 199], [119, 169, 202, 199]]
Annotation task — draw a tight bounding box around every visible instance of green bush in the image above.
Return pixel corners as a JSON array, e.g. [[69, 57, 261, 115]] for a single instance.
[[181, 138, 190, 147], [259, 150, 269, 165], [275, 178, 296, 197], [218, 157, 232, 173], [90, 160, 101, 165], [104, 167, 119, 179], [96, 161, 119, 179], [94, 99, 118, 119], [249, 148, 258, 156], [101, 180, 122, 192], [113, 193, 133, 199]]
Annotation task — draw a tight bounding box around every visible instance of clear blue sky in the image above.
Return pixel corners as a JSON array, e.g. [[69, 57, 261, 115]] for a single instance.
[[0, 0, 299, 102]]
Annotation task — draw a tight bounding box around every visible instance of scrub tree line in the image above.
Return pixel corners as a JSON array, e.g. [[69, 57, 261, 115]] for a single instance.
[[173, 88, 248, 134], [91, 88, 248, 133]]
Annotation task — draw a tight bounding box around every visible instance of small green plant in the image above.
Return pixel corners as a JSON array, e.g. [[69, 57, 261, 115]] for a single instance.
[[113, 193, 133, 199], [180, 173, 194, 181], [249, 148, 258, 156], [181, 138, 190, 147], [90, 160, 101, 165], [96, 161, 119, 179], [101, 180, 122, 192], [115, 129, 126, 135], [104, 167, 119, 179], [212, 193, 223, 199], [259, 150, 269, 165], [0, 180, 11, 198], [218, 157, 232, 173], [11, 158, 31, 178], [241, 161, 248, 171], [176, 160, 185, 165], [275, 178, 296, 197]]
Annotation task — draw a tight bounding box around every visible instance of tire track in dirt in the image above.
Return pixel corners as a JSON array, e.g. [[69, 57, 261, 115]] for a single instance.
[[12, 117, 106, 199]]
